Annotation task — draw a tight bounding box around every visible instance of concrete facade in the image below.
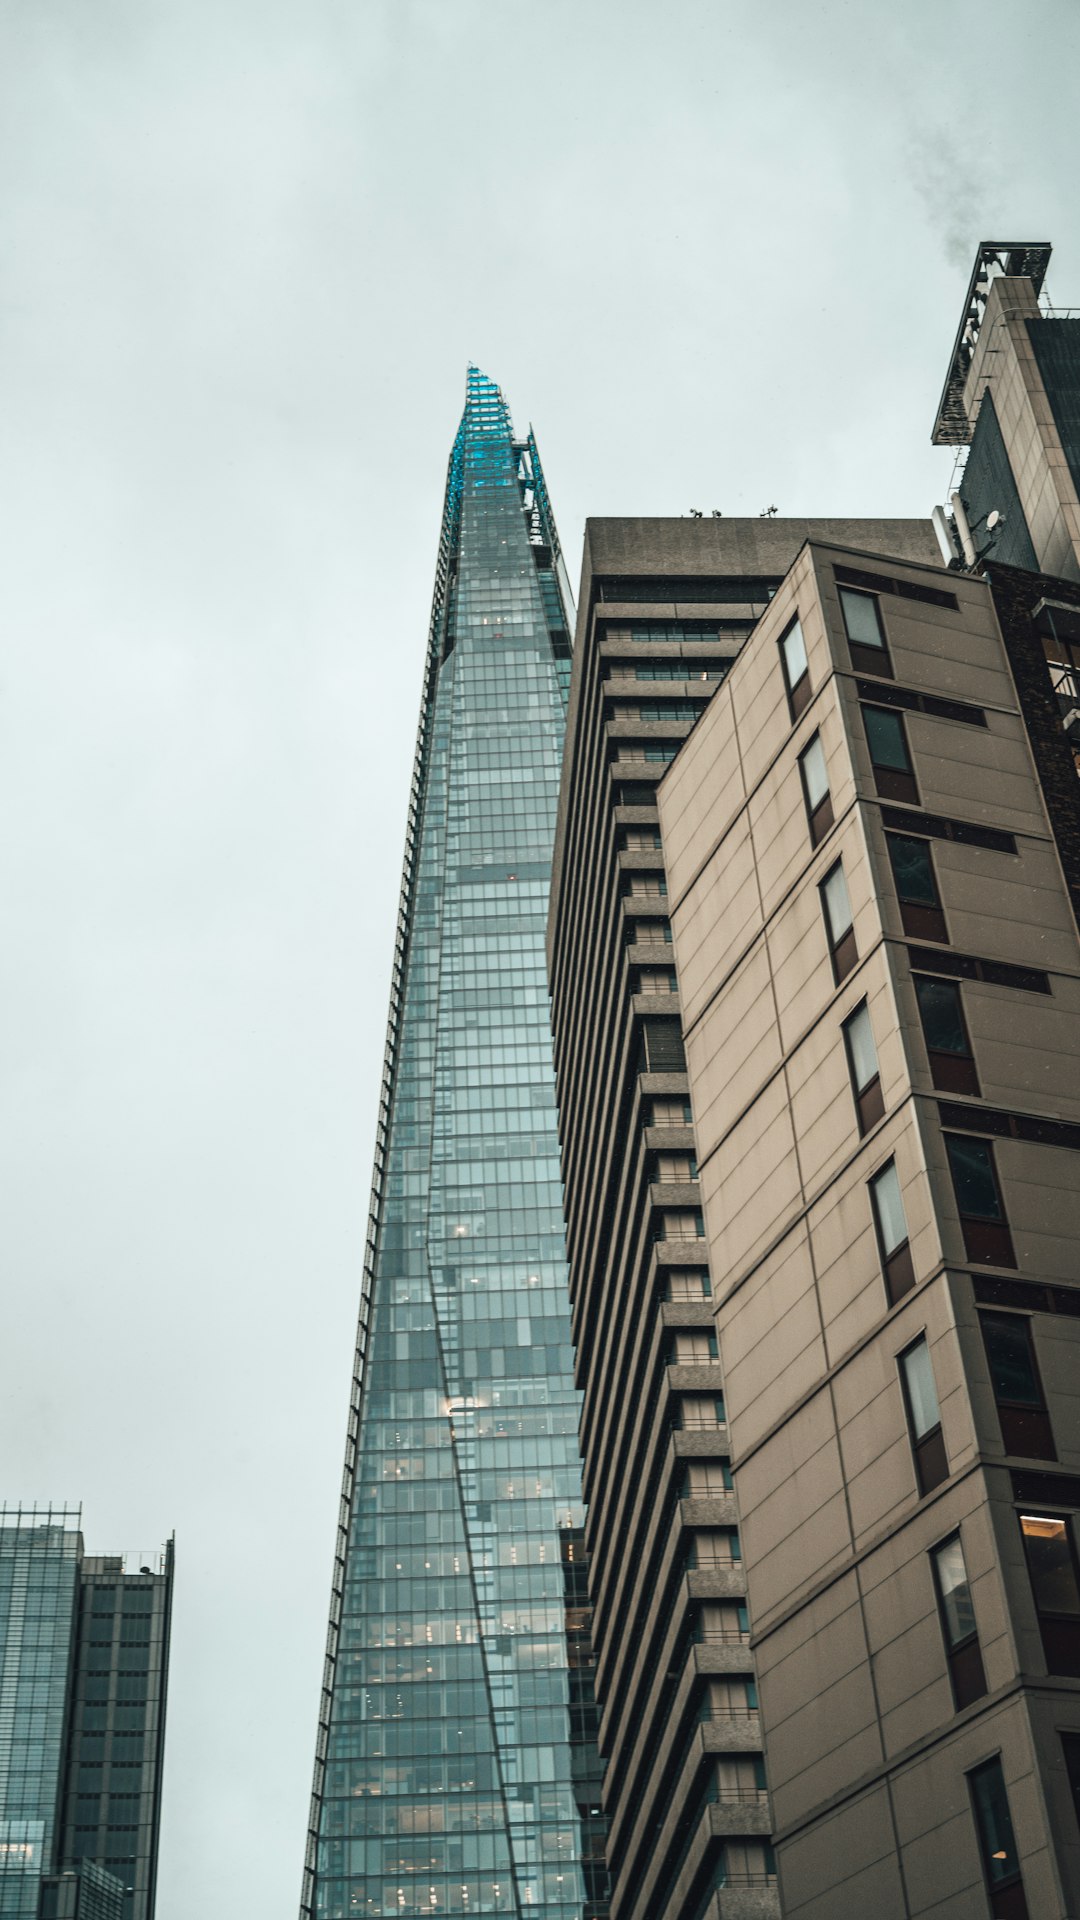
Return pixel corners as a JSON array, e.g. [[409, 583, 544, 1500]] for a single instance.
[[546, 517, 937, 1920], [658, 541, 1080, 1919]]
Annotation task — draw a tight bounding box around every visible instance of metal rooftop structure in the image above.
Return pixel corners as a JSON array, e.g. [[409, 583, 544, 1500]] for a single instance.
[[932, 241, 1052, 446]]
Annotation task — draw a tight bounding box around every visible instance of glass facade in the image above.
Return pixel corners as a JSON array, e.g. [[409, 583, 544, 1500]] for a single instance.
[[0, 1513, 81, 1920], [0, 1514, 172, 1920], [302, 370, 605, 1920]]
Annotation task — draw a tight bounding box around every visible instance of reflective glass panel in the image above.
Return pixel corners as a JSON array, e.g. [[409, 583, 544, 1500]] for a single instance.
[[839, 587, 885, 649], [933, 1535, 976, 1649], [945, 1135, 1003, 1221], [305, 372, 602, 1920], [870, 1161, 907, 1256], [863, 706, 911, 771], [887, 834, 938, 905], [843, 1003, 879, 1093], [799, 735, 829, 811], [821, 862, 853, 942], [780, 620, 808, 688], [915, 977, 968, 1054], [901, 1338, 940, 1439]]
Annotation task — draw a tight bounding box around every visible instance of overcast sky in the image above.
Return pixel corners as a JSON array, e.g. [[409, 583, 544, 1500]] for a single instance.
[[1, 3, 1077, 1915]]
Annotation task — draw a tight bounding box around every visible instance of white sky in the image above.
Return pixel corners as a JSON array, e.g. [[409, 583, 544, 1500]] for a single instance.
[[1, 3, 1077, 1915]]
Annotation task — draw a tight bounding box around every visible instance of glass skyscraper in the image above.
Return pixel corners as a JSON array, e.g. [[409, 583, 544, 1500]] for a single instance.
[[301, 370, 605, 1920], [0, 1509, 173, 1920]]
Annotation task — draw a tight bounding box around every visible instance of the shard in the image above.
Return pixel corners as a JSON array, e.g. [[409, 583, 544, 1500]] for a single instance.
[[301, 370, 606, 1920]]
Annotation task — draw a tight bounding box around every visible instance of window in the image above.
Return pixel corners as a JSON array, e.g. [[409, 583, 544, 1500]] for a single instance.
[[655, 1152, 698, 1182], [697, 1603, 750, 1645], [684, 1462, 734, 1495], [629, 919, 672, 947], [669, 1330, 716, 1365], [968, 1758, 1029, 1920], [641, 1018, 685, 1071], [1062, 1733, 1080, 1841], [840, 587, 891, 675], [779, 618, 811, 718], [820, 861, 858, 984], [914, 975, 980, 1095], [798, 733, 833, 845], [944, 1134, 1016, 1268], [899, 1336, 949, 1495], [835, 561, 959, 613], [678, 1393, 726, 1428], [663, 1269, 711, 1300], [690, 1532, 741, 1570], [651, 1097, 693, 1125], [863, 703, 919, 804], [880, 804, 1017, 856], [869, 1160, 915, 1303], [657, 1210, 706, 1244], [842, 1002, 884, 1133], [931, 1533, 987, 1709], [980, 1314, 1055, 1460], [636, 967, 678, 994], [885, 831, 947, 942], [1019, 1514, 1080, 1677], [905, 945, 1051, 996]]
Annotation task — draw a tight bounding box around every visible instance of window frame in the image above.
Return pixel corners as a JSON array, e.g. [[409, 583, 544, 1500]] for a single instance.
[[863, 702, 920, 804], [885, 830, 948, 942], [930, 1530, 987, 1710], [913, 973, 981, 1095], [820, 859, 858, 985], [944, 1132, 1016, 1268], [839, 585, 893, 677], [898, 1334, 949, 1496], [967, 1757, 1029, 1919], [798, 732, 834, 846], [842, 1000, 885, 1134], [979, 1312, 1056, 1461], [1019, 1510, 1080, 1678], [779, 616, 812, 720], [868, 1158, 915, 1304]]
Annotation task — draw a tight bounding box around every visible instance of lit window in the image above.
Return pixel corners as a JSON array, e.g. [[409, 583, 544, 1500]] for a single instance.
[[1019, 1513, 1080, 1677], [967, 1758, 1027, 1915]]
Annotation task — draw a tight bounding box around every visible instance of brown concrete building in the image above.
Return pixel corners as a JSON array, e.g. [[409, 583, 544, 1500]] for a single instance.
[[658, 541, 1080, 1919], [546, 517, 936, 1920]]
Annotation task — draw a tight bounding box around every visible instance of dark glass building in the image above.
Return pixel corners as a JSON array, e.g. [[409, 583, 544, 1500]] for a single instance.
[[301, 369, 606, 1920], [0, 1510, 172, 1920]]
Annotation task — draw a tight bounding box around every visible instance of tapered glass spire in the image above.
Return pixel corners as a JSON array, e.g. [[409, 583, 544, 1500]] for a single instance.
[[301, 371, 606, 1920]]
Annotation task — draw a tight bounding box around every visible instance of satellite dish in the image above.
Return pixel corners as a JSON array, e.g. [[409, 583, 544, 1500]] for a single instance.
[[986, 509, 1005, 531]]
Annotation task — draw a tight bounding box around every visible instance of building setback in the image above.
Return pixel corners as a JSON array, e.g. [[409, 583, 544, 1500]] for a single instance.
[[0, 1509, 173, 1920], [545, 516, 936, 1920], [300, 369, 606, 1920], [658, 540, 1080, 1918]]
